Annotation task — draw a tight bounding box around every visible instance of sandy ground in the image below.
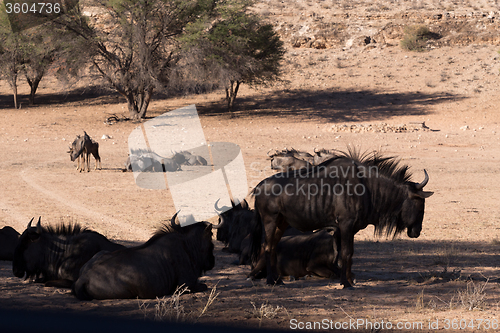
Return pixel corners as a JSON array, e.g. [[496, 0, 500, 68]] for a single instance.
[[2, 1, 500, 331]]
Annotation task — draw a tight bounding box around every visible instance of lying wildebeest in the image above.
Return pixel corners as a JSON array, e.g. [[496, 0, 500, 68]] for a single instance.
[[0, 226, 20, 261], [252, 228, 341, 280], [249, 149, 433, 288], [215, 198, 262, 265], [124, 150, 181, 172], [267, 148, 313, 172], [12, 217, 125, 287], [68, 131, 101, 172], [73, 213, 215, 300], [176, 150, 208, 166], [313, 148, 340, 165]]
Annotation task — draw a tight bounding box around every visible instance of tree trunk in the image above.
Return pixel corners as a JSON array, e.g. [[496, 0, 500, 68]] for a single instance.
[[26, 71, 44, 105], [7, 74, 19, 109], [225, 80, 241, 113], [126, 87, 154, 120]]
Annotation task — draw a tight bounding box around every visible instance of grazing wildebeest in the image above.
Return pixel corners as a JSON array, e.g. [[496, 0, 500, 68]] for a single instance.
[[73, 213, 215, 300], [267, 148, 313, 172], [12, 217, 125, 287], [0, 226, 20, 261], [68, 132, 101, 172], [249, 149, 433, 288]]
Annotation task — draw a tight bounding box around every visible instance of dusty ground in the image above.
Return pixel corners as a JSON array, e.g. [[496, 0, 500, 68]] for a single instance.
[[1, 1, 500, 331]]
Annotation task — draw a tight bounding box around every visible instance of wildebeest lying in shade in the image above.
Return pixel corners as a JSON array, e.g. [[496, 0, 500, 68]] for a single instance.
[[12, 217, 125, 287], [73, 213, 215, 300], [250, 228, 341, 281], [0, 226, 20, 261], [214, 199, 255, 263], [124, 149, 181, 172], [68, 131, 101, 172], [267, 148, 314, 172], [249, 149, 434, 288]]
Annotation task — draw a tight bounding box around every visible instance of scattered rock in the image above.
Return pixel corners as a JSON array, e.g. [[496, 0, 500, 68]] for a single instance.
[[326, 122, 431, 134]]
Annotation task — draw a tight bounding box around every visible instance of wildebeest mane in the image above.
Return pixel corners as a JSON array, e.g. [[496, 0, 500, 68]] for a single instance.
[[307, 147, 413, 184], [42, 223, 89, 236]]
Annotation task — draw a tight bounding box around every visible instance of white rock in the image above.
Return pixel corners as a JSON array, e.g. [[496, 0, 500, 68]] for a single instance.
[[460, 125, 469, 130]]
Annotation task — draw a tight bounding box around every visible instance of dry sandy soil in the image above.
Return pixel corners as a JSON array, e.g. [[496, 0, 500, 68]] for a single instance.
[[1, 1, 500, 331]]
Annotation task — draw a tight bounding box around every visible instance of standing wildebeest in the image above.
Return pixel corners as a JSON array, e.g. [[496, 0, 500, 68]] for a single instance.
[[0, 226, 20, 261], [68, 132, 101, 172], [73, 213, 215, 300], [268, 148, 313, 172], [12, 217, 125, 287], [249, 150, 433, 288]]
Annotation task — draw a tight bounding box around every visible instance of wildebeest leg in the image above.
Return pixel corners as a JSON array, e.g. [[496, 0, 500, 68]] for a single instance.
[[339, 230, 355, 288], [264, 215, 287, 285]]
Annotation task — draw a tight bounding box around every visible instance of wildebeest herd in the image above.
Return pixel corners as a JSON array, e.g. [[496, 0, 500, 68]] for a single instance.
[[0, 146, 433, 302]]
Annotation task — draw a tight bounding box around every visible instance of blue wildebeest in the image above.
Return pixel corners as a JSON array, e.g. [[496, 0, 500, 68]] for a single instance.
[[313, 148, 341, 165], [68, 132, 101, 172], [73, 213, 215, 300], [267, 148, 313, 172], [249, 150, 433, 288], [273, 228, 340, 280], [214, 199, 255, 258], [125, 149, 181, 172], [12, 217, 125, 287], [0, 226, 20, 261], [175, 150, 208, 166]]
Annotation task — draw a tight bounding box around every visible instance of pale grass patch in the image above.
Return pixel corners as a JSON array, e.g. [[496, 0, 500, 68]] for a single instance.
[[137, 283, 220, 322], [457, 279, 489, 311], [249, 301, 288, 327]]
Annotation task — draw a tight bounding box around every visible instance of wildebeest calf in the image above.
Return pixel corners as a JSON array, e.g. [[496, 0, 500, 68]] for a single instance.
[[0, 226, 20, 261], [73, 213, 215, 300], [275, 228, 340, 280], [12, 217, 125, 287]]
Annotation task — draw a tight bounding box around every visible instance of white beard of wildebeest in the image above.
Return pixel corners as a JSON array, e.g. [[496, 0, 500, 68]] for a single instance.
[[248, 150, 433, 289]]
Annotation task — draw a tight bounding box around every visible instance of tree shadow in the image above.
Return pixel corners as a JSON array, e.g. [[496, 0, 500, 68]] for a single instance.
[[198, 88, 466, 123]]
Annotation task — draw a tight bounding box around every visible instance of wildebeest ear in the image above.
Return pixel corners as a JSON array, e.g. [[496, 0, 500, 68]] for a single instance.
[[410, 191, 434, 199], [417, 191, 434, 198]]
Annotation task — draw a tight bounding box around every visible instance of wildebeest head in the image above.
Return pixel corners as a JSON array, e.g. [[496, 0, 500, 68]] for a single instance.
[[68, 135, 85, 162], [402, 170, 433, 238], [167, 212, 215, 272], [313, 148, 340, 165], [12, 217, 43, 279]]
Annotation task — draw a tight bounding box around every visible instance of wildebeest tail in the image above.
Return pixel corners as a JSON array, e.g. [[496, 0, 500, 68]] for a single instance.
[[249, 205, 263, 268]]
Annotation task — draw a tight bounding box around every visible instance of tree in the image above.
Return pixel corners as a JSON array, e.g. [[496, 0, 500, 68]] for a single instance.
[[56, 0, 217, 120], [181, 0, 285, 112], [0, 4, 22, 109]]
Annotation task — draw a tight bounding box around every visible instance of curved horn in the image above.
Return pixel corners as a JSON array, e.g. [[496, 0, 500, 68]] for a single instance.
[[36, 216, 42, 233], [214, 198, 223, 212], [415, 169, 429, 190], [267, 149, 274, 157], [170, 211, 181, 231], [212, 214, 224, 229], [27, 217, 34, 229]]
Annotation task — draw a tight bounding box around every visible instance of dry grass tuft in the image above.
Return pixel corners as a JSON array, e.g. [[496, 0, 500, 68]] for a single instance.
[[249, 301, 288, 327], [457, 279, 489, 311]]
